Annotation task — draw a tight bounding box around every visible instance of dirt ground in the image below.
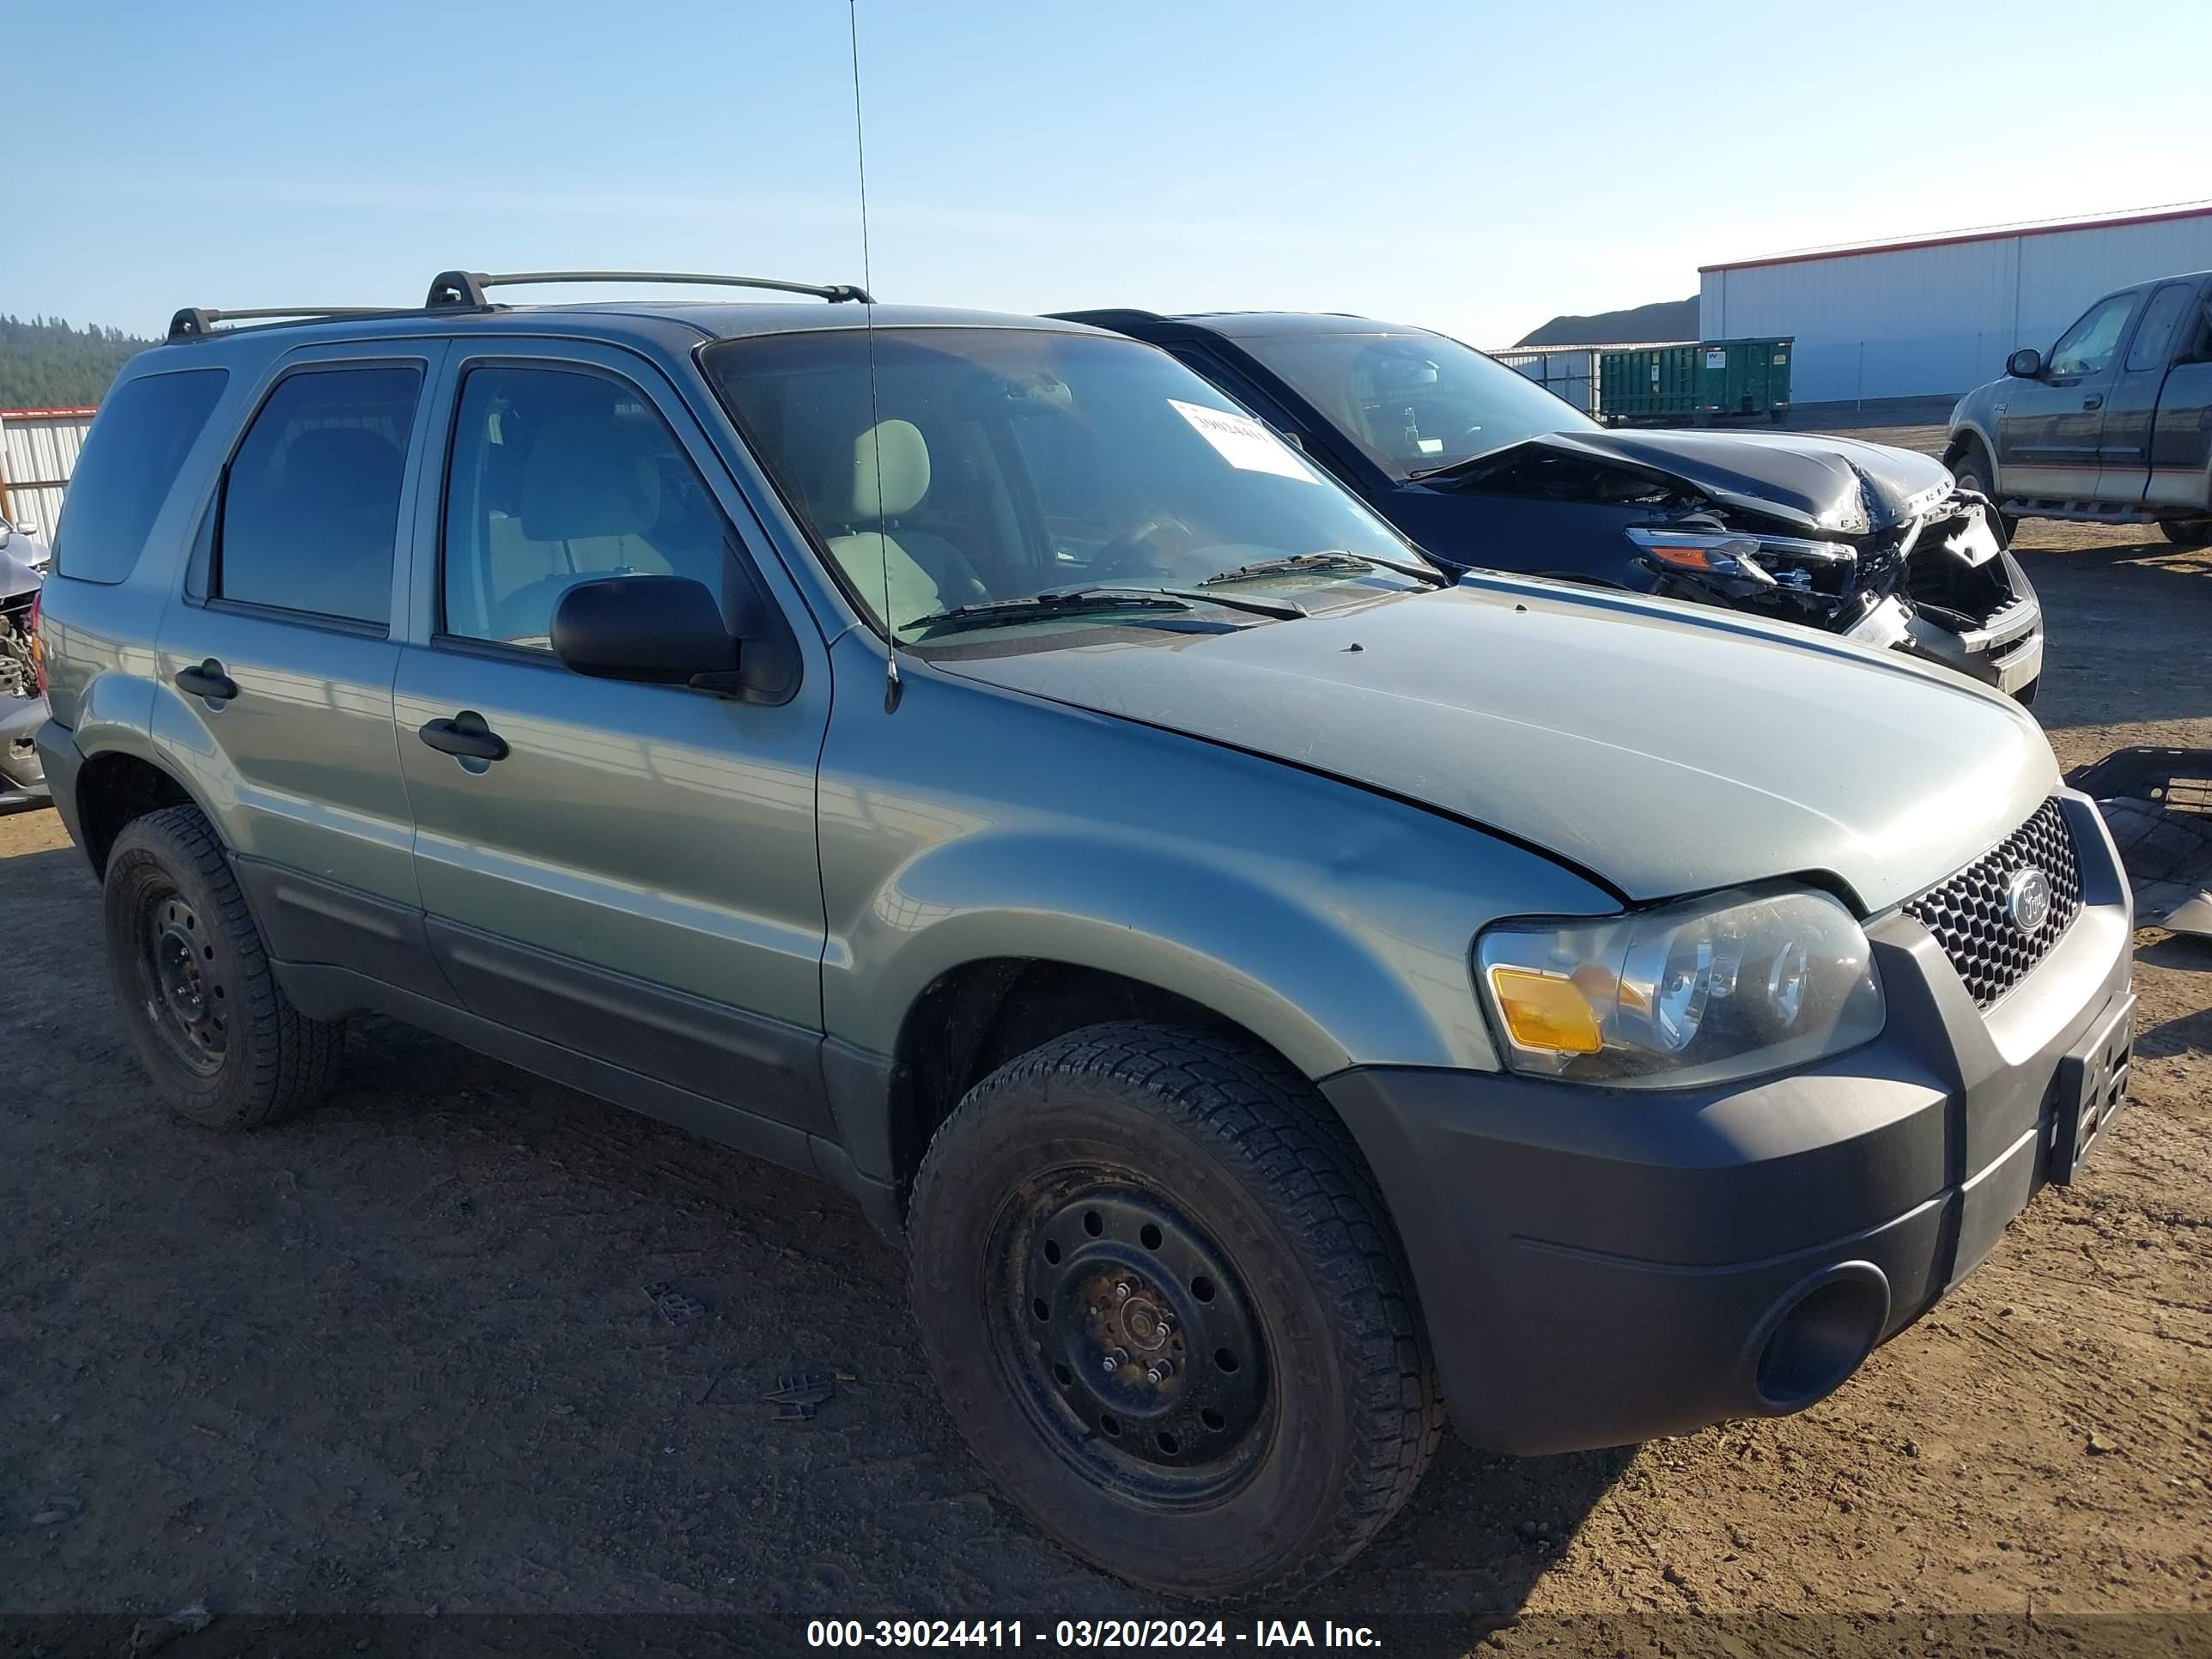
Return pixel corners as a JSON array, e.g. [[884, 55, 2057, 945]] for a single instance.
[[3, 437, 2209, 1658]]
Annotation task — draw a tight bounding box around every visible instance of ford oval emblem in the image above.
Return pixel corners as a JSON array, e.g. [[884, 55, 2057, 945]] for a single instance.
[[2006, 867, 2052, 936]]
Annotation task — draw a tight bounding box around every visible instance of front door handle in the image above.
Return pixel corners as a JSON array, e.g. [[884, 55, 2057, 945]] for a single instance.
[[2082, 394, 2104, 410], [173, 659, 239, 702], [418, 710, 510, 763]]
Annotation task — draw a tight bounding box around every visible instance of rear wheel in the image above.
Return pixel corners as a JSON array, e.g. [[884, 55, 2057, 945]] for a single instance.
[[1948, 439, 2019, 544], [906, 1022, 1441, 1599], [102, 804, 345, 1130], [2158, 518, 2212, 548]]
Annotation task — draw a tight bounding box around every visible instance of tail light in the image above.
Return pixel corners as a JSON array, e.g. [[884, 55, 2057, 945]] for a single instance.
[[28, 587, 47, 697]]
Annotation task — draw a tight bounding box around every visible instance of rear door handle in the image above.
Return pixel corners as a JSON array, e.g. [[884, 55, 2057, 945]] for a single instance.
[[2082, 394, 2104, 410], [173, 659, 238, 702], [417, 711, 510, 763]]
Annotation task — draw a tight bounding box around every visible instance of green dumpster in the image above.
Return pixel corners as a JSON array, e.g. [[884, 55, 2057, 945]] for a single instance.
[[1600, 337, 1792, 424]]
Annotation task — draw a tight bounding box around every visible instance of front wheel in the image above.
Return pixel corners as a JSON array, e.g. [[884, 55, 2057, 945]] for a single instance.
[[1948, 440, 2019, 544], [906, 1023, 1442, 1599], [2158, 518, 2212, 548]]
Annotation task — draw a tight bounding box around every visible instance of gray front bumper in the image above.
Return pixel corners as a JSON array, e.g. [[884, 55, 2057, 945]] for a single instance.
[[1, 695, 49, 808], [1326, 792, 2132, 1455]]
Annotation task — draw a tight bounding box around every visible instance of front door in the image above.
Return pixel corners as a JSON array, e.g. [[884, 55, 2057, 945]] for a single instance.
[[392, 341, 834, 1133], [1996, 289, 2138, 498], [154, 343, 446, 985]]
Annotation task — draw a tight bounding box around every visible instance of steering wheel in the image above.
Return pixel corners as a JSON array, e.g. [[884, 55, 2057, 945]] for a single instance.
[[1086, 515, 1196, 584]]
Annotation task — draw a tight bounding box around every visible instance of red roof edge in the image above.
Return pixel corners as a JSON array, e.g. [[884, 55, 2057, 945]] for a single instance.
[[0, 406, 99, 420], [1699, 203, 2212, 275]]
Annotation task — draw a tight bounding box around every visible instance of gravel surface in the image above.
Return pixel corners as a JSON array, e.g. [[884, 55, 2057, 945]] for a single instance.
[[2, 441, 2207, 1657]]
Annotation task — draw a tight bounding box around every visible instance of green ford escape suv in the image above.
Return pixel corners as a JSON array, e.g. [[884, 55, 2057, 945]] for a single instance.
[[33, 271, 2136, 1599]]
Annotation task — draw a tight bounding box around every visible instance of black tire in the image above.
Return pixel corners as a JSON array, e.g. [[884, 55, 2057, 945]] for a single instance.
[[2158, 518, 2212, 548], [1948, 440, 2019, 544], [101, 803, 345, 1130], [906, 1021, 1443, 1599]]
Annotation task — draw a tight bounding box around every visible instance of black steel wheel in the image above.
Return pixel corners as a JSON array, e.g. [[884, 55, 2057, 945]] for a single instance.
[[130, 884, 228, 1077], [999, 1176, 1272, 1504], [908, 1021, 1442, 1599], [102, 804, 345, 1130]]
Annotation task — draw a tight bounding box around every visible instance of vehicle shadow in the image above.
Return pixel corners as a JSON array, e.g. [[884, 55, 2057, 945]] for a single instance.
[[2011, 536, 2212, 734], [1269, 1437, 1635, 1650]]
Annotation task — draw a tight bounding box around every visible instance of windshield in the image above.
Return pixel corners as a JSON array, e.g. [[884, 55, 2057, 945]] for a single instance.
[[1230, 325, 1599, 478], [703, 328, 1430, 644]]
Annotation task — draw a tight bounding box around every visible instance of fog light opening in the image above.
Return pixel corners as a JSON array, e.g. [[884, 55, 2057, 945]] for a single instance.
[[1753, 1267, 1888, 1413]]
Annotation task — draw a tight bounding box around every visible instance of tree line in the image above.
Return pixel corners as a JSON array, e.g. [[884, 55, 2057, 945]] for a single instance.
[[1, 315, 157, 410]]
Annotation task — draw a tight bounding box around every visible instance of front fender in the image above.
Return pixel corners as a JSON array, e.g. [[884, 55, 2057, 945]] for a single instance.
[[817, 640, 1622, 1079]]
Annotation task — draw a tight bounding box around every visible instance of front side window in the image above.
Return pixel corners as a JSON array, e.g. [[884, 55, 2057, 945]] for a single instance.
[[1228, 326, 1599, 477], [2046, 293, 2138, 378], [706, 328, 1430, 646], [441, 365, 729, 649], [217, 365, 421, 624], [50, 368, 229, 585]]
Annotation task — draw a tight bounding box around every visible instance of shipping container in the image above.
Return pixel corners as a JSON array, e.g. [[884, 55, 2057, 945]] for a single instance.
[[1599, 338, 1792, 424]]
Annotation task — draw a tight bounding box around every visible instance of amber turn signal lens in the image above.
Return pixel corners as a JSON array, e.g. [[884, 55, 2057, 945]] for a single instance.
[[1486, 966, 1603, 1054]]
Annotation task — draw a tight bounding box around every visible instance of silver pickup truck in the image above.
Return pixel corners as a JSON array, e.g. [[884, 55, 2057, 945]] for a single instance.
[[1947, 268, 2212, 546]]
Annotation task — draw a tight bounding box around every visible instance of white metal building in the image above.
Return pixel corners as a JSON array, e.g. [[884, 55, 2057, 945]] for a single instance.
[[1699, 203, 2212, 406], [0, 407, 94, 538]]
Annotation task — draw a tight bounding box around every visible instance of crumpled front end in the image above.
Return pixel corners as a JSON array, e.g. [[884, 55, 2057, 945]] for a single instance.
[[0, 564, 51, 809], [1455, 433, 2044, 696]]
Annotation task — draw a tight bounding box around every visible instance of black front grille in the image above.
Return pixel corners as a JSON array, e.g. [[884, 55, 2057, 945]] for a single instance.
[[1904, 799, 2082, 1008]]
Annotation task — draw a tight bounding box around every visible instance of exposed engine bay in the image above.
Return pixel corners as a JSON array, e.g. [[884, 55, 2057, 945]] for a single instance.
[[0, 589, 36, 704], [1447, 431, 2042, 695]]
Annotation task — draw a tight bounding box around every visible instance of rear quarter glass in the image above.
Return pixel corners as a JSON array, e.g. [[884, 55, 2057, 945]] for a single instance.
[[49, 368, 230, 585]]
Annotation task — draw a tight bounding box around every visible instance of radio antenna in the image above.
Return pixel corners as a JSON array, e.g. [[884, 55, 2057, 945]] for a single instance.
[[848, 0, 899, 712]]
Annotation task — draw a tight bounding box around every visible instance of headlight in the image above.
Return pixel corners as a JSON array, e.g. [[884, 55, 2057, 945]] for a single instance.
[[1628, 525, 1856, 588], [1474, 886, 1883, 1088]]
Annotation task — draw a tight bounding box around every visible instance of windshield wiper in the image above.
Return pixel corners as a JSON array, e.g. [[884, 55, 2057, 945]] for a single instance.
[[1200, 550, 1452, 589], [906, 584, 1304, 636]]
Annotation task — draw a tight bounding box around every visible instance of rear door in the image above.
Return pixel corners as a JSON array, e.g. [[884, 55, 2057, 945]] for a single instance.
[[392, 338, 835, 1136], [2147, 281, 2212, 511], [2095, 281, 2198, 503], [154, 341, 447, 988], [1996, 289, 2138, 498]]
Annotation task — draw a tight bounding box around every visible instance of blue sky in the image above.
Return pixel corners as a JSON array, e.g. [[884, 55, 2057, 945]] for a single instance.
[[11, 0, 2211, 346]]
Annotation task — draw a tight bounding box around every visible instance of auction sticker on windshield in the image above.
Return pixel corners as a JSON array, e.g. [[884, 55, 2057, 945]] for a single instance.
[[1169, 399, 1317, 483]]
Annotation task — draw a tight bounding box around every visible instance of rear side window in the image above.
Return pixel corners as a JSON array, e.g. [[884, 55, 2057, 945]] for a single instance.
[[49, 368, 228, 585], [216, 366, 422, 626], [2124, 284, 2196, 374]]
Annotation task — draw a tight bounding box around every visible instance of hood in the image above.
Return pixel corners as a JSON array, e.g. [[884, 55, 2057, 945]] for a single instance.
[[938, 578, 2056, 912], [1446, 428, 1957, 536], [0, 545, 42, 603]]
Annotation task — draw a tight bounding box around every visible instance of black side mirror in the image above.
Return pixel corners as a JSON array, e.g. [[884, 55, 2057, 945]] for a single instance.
[[2006, 347, 2044, 378], [551, 575, 743, 692]]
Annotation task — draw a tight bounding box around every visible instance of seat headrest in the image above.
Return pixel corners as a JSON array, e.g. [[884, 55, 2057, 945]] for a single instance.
[[854, 419, 929, 520], [518, 407, 663, 541]]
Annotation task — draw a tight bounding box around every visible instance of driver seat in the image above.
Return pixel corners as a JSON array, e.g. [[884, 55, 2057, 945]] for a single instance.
[[823, 420, 989, 623]]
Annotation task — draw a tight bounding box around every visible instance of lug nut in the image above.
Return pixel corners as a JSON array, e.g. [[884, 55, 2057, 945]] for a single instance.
[[1101, 1349, 1126, 1374], [1115, 1281, 1133, 1301], [1145, 1360, 1175, 1385]]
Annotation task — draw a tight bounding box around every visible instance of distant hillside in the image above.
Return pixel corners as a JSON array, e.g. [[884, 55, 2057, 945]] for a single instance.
[[1515, 296, 1698, 348], [0, 315, 158, 409]]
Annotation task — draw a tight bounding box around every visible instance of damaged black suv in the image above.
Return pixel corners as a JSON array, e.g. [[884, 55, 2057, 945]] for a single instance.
[[1060, 310, 2044, 702]]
